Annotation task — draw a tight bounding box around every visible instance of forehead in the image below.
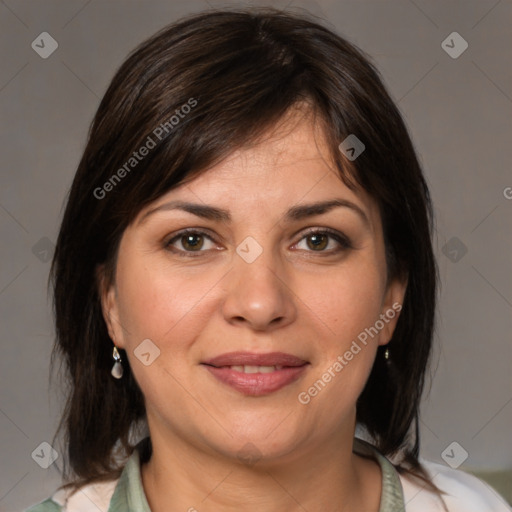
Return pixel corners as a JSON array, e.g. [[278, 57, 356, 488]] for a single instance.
[[215, 106, 335, 174], [136, 106, 381, 233]]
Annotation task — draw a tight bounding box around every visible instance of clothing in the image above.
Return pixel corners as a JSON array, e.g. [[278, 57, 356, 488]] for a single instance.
[[25, 437, 511, 512]]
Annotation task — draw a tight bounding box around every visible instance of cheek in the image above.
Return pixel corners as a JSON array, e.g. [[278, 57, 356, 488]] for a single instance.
[[292, 256, 385, 414], [115, 255, 219, 344], [296, 257, 386, 348], [113, 259, 220, 406]]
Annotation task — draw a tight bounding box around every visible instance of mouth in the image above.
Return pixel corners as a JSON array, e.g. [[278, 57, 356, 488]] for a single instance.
[[201, 351, 310, 396], [202, 351, 308, 368], [205, 364, 290, 373]]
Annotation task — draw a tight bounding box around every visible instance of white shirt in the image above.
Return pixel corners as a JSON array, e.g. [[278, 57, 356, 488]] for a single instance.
[[402, 457, 511, 511]]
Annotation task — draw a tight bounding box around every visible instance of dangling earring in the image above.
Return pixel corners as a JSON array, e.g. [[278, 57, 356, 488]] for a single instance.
[[384, 347, 391, 367], [111, 346, 124, 379]]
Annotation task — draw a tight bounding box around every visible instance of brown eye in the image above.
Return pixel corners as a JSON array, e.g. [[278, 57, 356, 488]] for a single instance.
[[306, 233, 329, 251], [166, 230, 217, 255], [294, 229, 353, 253], [180, 233, 204, 251]]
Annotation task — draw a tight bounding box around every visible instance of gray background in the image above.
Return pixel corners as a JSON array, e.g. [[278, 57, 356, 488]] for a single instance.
[[0, 0, 511, 510]]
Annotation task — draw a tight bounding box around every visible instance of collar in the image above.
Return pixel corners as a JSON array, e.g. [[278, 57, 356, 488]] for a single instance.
[[353, 437, 406, 512]]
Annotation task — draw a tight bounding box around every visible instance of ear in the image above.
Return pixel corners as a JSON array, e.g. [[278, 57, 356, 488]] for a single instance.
[[378, 272, 408, 346], [96, 264, 126, 349]]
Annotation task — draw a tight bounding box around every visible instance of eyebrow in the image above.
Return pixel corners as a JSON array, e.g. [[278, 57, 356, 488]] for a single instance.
[[138, 198, 369, 227]]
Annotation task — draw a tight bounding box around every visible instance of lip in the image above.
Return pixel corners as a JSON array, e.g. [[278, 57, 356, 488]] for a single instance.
[[203, 365, 309, 396], [201, 351, 309, 396], [202, 351, 308, 367]]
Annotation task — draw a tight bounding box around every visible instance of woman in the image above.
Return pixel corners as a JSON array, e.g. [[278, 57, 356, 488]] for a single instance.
[[26, 7, 511, 512]]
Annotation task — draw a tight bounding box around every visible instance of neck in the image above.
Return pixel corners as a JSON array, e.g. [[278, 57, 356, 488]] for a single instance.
[[140, 426, 381, 512]]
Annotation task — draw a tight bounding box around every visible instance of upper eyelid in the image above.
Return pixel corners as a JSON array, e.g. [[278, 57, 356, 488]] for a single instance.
[[166, 227, 217, 243]]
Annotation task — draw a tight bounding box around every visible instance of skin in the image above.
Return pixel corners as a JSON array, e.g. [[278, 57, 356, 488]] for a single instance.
[[101, 106, 407, 512]]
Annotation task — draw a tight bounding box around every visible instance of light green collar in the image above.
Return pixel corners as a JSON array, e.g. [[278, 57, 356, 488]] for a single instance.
[[108, 444, 152, 512], [353, 437, 406, 512]]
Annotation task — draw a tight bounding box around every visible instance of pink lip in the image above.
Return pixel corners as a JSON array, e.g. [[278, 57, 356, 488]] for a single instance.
[[203, 365, 309, 396], [202, 351, 308, 367], [201, 351, 309, 396]]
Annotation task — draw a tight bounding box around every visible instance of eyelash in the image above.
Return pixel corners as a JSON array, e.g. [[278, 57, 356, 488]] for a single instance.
[[164, 227, 353, 258]]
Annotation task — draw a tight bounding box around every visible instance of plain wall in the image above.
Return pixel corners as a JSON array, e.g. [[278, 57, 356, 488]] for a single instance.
[[0, 0, 510, 510]]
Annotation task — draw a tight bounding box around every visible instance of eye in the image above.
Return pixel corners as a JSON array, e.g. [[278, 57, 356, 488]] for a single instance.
[[293, 228, 353, 253], [164, 227, 352, 257], [165, 229, 218, 255]]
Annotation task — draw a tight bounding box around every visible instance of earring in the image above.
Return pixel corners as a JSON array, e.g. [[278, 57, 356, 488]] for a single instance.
[[111, 346, 124, 379], [384, 348, 390, 361]]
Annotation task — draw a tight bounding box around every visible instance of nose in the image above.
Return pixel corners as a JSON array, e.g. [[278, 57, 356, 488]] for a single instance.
[[221, 245, 297, 332]]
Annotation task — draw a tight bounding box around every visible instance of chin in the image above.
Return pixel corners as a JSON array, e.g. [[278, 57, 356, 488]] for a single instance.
[[207, 421, 304, 465]]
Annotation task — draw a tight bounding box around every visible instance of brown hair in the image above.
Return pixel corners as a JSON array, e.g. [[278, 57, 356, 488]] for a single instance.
[[50, 6, 445, 504]]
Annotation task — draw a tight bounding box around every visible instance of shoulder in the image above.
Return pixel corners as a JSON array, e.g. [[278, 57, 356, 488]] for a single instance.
[[399, 458, 512, 512], [24, 479, 118, 512], [24, 440, 148, 512], [25, 498, 62, 512]]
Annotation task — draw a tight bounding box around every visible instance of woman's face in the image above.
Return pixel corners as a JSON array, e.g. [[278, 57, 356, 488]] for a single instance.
[[102, 108, 406, 464]]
